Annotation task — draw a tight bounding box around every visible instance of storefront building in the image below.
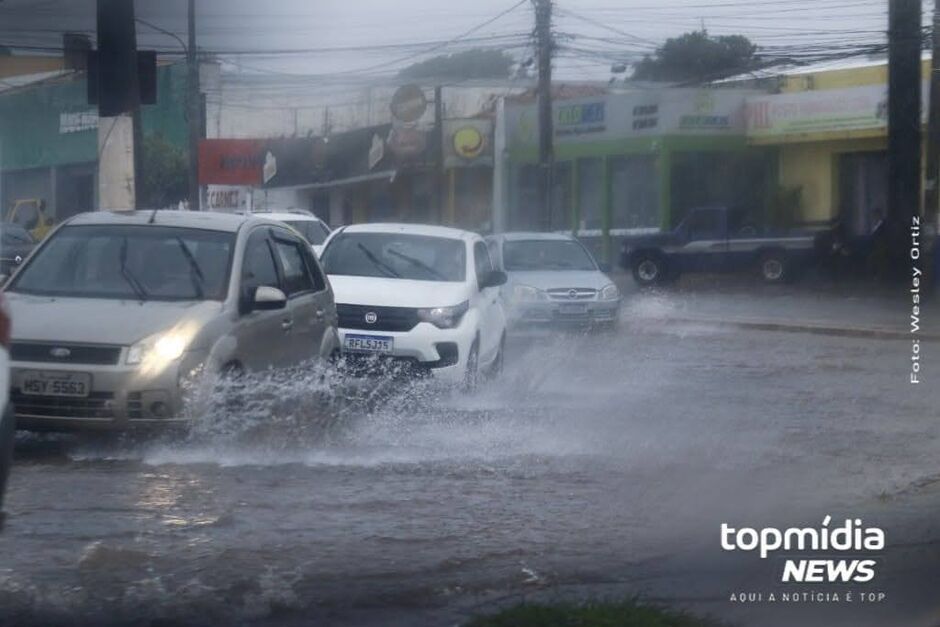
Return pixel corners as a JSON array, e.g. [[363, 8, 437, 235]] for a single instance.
[[0, 62, 191, 220], [742, 57, 937, 236], [500, 88, 770, 261]]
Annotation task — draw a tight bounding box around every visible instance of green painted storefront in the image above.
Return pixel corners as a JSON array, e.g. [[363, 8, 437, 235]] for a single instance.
[[503, 91, 776, 263], [0, 62, 190, 217]]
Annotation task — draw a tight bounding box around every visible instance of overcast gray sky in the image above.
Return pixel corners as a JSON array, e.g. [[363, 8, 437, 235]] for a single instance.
[[0, 0, 926, 81]]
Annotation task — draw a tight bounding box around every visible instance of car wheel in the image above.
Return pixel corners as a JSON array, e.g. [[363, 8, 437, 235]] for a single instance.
[[0, 406, 14, 515], [463, 341, 480, 391], [487, 334, 506, 380], [759, 251, 788, 283], [632, 254, 664, 287]]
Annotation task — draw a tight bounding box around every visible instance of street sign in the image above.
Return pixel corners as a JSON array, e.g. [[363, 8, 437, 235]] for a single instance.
[[390, 84, 428, 123]]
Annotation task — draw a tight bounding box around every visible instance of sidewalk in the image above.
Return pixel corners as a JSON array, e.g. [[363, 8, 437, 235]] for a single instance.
[[613, 272, 940, 341]]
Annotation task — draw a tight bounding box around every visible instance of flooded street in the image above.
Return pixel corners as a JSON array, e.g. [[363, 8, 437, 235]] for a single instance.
[[1, 302, 938, 627]]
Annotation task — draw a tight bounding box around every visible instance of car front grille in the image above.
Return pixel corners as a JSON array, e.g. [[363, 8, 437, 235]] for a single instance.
[[11, 341, 122, 365], [11, 390, 116, 419], [337, 304, 419, 332], [546, 288, 597, 301]]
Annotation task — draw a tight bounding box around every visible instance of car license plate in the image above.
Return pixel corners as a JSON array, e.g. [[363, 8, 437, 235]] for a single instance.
[[21, 370, 92, 398], [343, 334, 394, 354], [558, 303, 587, 315]]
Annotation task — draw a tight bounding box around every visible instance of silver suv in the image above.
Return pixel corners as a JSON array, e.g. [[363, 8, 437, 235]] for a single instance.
[[3, 210, 339, 432]]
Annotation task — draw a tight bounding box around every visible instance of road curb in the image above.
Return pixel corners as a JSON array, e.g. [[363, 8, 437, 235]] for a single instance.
[[651, 316, 940, 341]]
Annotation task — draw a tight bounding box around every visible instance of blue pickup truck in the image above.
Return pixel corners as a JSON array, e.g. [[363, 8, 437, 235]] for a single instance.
[[620, 206, 825, 286]]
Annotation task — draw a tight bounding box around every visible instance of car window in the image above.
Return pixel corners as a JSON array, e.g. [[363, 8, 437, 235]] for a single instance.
[[9, 225, 233, 301], [321, 232, 466, 282], [299, 244, 327, 292], [473, 241, 494, 288], [502, 239, 597, 271], [242, 229, 280, 293], [686, 209, 724, 241], [485, 238, 501, 269], [273, 237, 316, 295], [284, 220, 330, 245]]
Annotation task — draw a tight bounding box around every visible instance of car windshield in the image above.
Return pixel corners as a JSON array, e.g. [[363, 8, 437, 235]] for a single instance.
[[502, 239, 597, 272], [284, 219, 330, 245], [321, 232, 466, 282], [8, 224, 234, 301]]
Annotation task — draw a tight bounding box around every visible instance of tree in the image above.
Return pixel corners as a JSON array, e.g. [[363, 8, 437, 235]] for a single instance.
[[138, 134, 187, 209], [399, 48, 514, 81], [632, 31, 758, 83]]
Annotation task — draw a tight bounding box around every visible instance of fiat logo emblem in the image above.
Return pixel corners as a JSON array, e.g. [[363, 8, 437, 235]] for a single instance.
[[50, 347, 71, 358], [364, 312, 378, 324], [567, 289, 578, 299]]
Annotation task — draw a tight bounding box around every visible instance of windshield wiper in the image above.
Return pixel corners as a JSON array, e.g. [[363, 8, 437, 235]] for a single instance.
[[385, 248, 446, 280], [175, 237, 205, 298], [119, 237, 149, 303], [356, 242, 400, 278]]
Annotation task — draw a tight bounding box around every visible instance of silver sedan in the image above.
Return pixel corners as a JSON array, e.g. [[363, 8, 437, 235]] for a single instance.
[[485, 232, 621, 329]]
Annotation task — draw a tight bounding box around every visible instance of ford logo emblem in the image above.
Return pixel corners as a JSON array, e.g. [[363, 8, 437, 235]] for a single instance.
[[50, 347, 71, 359], [364, 312, 378, 324]]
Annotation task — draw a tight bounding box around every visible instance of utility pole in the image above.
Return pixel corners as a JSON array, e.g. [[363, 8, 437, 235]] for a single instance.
[[887, 0, 922, 274], [187, 0, 201, 210], [533, 0, 554, 231], [434, 85, 445, 225], [925, 0, 940, 228], [96, 0, 140, 211]]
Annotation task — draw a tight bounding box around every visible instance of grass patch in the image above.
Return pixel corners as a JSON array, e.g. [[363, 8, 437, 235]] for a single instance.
[[466, 599, 719, 627]]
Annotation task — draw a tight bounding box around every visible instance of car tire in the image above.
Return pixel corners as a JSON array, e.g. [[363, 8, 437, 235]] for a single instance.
[[632, 253, 665, 287], [486, 334, 506, 380], [759, 251, 788, 283], [0, 406, 14, 515], [463, 340, 480, 391]]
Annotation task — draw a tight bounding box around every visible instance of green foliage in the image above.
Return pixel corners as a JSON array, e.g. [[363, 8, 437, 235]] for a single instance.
[[466, 600, 721, 627], [633, 30, 758, 83], [399, 48, 514, 81], [139, 133, 187, 209]]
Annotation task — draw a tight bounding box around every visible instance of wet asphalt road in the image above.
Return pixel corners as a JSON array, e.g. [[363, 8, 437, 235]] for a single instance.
[[0, 300, 938, 627]]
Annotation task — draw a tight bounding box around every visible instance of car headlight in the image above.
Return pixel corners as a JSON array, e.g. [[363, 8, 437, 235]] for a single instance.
[[512, 284, 546, 302], [600, 283, 620, 301], [417, 300, 469, 329], [127, 332, 188, 366]]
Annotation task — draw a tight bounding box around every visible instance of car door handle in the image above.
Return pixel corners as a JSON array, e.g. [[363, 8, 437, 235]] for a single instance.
[[281, 319, 293, 330], [315, 309, 325, 319]]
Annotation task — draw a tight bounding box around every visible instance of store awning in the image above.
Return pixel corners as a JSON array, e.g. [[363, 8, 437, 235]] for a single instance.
[[267, 169, 398, 192]]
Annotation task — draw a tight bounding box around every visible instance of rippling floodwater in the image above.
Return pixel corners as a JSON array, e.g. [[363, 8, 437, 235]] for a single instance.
[[1, 316, 937, 626]]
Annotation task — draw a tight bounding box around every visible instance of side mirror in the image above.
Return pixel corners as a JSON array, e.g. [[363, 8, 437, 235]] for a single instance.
[[481, 270, 508, 289], [597, 262, 612, 273], [244, 285, 287, 313]]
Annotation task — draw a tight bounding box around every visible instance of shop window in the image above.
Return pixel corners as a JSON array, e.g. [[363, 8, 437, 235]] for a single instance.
[[576, 158, 603, 231], [610, 155, 659, 229], [512, 163, 572, 231]]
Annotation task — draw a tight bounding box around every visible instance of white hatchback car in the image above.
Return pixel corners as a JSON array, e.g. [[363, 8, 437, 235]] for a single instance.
[[320, 224, 507, 384], [251, 209, 331, 257]]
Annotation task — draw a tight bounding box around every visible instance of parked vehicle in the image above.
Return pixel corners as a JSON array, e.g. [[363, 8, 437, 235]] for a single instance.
[[251, 208, 331, 257], [0, 297, 11, 519], [3, 210, 339, 432], [0, 224, 36, 276], [320, 223, 507, 385], [486, 232, 620, 329], [621, 205, 824, 286], [5, 199, 55, 241]]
